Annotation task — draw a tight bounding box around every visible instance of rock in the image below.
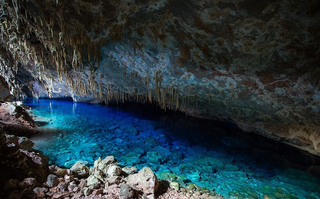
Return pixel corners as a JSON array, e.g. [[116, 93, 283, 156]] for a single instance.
[[79, 179, 87, 189], [123, 152, 141, 165], [64, 175, 74, 182], [18, 137, 34, 150], [86, 175, 100, 189], [83, 187, 92, 196], [93, 156, 117, 175], [33, 187, 48, 198], [170, 182, 180, 190], [102, 156, 116, 165], [127, 167, 159, 198], [147, 151, 165, 164], [122, 166, 137, 175], [106, 176, 122, 185], [19, 177, 37, 189], [145, 138, 158, 148], [107, 165, 122, 177], [92, 189, 104, 195], [58, 182, 68, 192], [52, 192, 70, 199], [47, 174, 59, 187], [68, 182, 77, 192], [124, 126, 138, 136], [55, 168, 69, 177], [120, 184, 136, 199], [70, 161, 89, 178]]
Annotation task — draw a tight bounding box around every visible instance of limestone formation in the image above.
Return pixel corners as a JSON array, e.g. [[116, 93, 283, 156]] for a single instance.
[[0, 0, 319, 157]]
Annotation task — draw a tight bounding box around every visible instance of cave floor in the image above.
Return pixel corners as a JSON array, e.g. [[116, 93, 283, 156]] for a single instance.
[[24, 98, 320, 198]]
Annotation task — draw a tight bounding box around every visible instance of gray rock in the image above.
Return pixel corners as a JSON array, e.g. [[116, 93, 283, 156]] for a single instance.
[[107, 165, 122, 177], [120, 184, 136, 199], [106, 176, 122, 185], [86, 175, 100, 189], [70, 161, 89, 178], [47, 174, 59, 187], [127, 167, 159, 198], [122, 166, 137, 175], [33, 187, 48, 198]]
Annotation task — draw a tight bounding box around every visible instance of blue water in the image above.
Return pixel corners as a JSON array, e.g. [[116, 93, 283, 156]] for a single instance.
[[24, 98, 320, 198]]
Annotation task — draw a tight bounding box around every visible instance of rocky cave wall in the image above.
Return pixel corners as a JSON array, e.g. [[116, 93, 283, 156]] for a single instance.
[[0, 0, 320, 156]]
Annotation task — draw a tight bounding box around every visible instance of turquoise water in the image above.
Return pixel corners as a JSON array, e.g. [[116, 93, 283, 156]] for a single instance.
[[25, 98, 320, 198]]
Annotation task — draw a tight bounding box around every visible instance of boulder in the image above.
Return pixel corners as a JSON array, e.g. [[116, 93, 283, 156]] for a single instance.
[[70, 161, 89, 178], [127, 167, 159, 198]]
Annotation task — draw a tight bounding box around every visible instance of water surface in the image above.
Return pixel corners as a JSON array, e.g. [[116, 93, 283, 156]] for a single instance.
[[25, 98, 320, 198]]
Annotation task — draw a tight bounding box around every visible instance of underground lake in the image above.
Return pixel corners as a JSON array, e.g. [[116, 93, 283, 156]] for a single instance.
[[24, 98, 320, 199]]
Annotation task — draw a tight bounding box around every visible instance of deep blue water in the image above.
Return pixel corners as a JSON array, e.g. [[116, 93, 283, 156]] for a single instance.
[[24, 98, 320, 198]]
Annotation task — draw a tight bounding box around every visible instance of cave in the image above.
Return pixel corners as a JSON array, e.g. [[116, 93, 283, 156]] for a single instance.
[[1, 0, 320, 198]]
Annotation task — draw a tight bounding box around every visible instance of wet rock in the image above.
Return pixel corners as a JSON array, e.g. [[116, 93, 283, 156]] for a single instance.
[[123, 152, 141, 165], [124, 126, 138, 136], [147, 151, 165, 164], [70, 161, 89, 178], [120, 184, 136, 199], [47, 174, 59, 187], [127, 167, 159, 198], [145, 138, 159, 148]]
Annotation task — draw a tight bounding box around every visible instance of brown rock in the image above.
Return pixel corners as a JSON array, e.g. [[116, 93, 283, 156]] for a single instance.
[[56, 168, 69, 177], [92, 189, 104, 196]]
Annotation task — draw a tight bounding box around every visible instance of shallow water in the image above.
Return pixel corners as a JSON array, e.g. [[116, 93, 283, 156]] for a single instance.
[[24, 98, 320, 198]]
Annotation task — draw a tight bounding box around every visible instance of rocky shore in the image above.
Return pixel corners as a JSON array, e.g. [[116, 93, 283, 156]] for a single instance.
[[0, 102, 222, 199]]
